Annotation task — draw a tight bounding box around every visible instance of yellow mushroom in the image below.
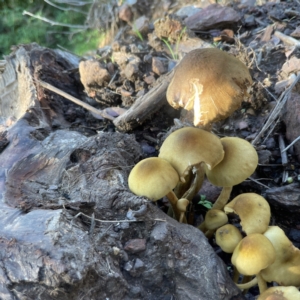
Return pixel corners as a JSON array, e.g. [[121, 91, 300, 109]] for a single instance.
[[261, 226, 300, 287], [258, 286, 300, 300], [224, 193, 271, 235], [205, 137, 258, 210], [232, 233, 276, 294], [128, 157, 181, 219], [215, 224, 243, 254]]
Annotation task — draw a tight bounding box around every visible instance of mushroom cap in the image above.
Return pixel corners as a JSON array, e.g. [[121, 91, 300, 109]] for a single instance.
[[261, 226, 300, 286], [257, 286, 300, 300], [128, 157, 179, 201], [166, 48, 252, 127], [204, 209, 228, 230], [159, 127, 224, 179], [215, 224, 243, 253], [224, 193, 271, 235], [205, 137, 258, 187], [176, 198, 190, 212], [231, 233, 276, 276]]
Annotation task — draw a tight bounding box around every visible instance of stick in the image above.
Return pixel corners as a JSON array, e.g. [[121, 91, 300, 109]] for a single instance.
[[113, 70, 174, 132], [252, 73, 300, 145], [274, 31, 300, 47], [72, 211, 167, 223], [23, 10, 88, 29], [37, 80, 115, 121], [278, 135, 288, 165], [281, 135, 300, 153]]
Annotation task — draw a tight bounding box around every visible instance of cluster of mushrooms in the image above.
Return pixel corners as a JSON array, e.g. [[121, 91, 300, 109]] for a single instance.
[[127, 48, 300, 299]]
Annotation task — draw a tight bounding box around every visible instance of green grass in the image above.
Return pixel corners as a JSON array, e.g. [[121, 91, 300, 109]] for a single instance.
[[0, 1, 100, 57]]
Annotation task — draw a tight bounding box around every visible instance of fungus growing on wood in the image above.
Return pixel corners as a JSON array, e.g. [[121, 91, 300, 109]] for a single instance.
[[224, 193, 271, 235], [205, 137, 258, 210], [258, 286, 300, 300], [232, 233, 276, 293], [159, 127, 224, 182], [166, 48, 252, 127], [215, 224, 243, 254], [128, 157, 181, 219], [261, 226, 300, 287]]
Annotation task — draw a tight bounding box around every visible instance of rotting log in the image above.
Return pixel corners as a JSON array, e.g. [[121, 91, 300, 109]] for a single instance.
[[0, 44, 244, 300]]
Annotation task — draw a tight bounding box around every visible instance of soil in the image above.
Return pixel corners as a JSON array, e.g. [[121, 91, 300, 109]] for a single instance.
[[1, 0, 300, 299]]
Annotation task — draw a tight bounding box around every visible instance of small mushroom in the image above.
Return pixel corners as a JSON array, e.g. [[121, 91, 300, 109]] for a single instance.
[[176, 198, 190, 223], [128, 157, 181, 219], [166, 48, 252, 127], [258, 286, 300, 300], [215, 224, 243, 254], [224, 193, 271, 235], [205, 137, 258, 210], [232, 233, 276, 293], [201, 209, 228, 238], [216, 224, 244, 283], [261, 226, 300, 287], [159, 127, 224, 182]]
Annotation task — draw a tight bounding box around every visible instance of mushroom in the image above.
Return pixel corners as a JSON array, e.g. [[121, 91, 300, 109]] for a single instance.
[[205, 137, 258, 210], [261, 226, 300, 287], [215, 224, 243, 254], [166, 48, 252, 128], [128, 157, 181, 219], [216, 224, 244, 284], [159, 127, 224, 182], [231, 233, 276, 293], [224, 193, 271, 235], [202, 209, 228, 238], [257, 286, 300, 300], [176, 198, 190, 223]]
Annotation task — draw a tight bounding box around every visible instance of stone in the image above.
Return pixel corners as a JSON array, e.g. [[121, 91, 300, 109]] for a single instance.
[[124, 239, 146, 253], [185, 4, 241, 31]]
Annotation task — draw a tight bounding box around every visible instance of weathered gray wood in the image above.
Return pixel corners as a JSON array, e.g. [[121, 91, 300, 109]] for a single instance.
[[113, 71, 174, 132], [0, 44, 244, 300]]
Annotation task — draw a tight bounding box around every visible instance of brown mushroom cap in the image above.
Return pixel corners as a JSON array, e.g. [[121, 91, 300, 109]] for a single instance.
[[224, 193, 271, 235], [261, 226, 300, 286], [215, 224, 243, 253], [257, 286, 300, 300], [205, 137, 258, 187], [231, 233, 276, 276], [159, 127, 224, 179], [128, 157, 179, 201], [167, 48, 252, 127], [204, 209, 228, 230]]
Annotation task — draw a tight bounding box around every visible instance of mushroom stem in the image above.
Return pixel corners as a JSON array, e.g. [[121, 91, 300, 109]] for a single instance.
[[232, 266, 240, 283], [212, 186, 233, 210], [174, 169, 193, 199], [204, 229, 214, 239], [257, 273, 268, 294], [236, 276, 258, 290], [182, 163, 205, 201], [197, 221, 207, 232], [166, 190, 182, 221]]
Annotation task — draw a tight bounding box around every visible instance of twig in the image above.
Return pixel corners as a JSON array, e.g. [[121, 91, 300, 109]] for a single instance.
[[54, 0, 93, 5], [37, 80, 115, 121], [252, 72, 300, 145], [278, 135, 288, 165], [247, 177, 270, 189], [23, 10, 88, 29], [44, 0, 88, 14], [281, 135, 300, 153], [72, 211, 167, 223], [274, 31, 300, 47]]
